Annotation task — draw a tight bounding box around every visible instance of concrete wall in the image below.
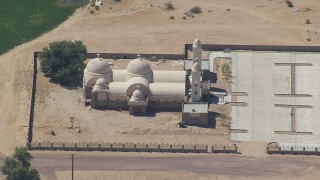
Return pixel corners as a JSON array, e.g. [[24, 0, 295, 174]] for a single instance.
[[185, 44, 320, 59], [83, 86, 92, 99], [108, 99, 129, 110], [27, 51, 38, 144], [267, 145, 320, 156], [91, 92, 108, 109], [182, 113, 208, 126], [28, 141, 239, 154], [87, 53, 184, 60], [148, 99, 182, 111]]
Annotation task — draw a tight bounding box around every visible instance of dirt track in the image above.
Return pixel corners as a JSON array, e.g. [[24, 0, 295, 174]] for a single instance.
[[0, 0, 320, 155]]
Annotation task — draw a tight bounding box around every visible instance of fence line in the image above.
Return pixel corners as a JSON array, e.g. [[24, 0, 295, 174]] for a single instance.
[[267, 145, 320, 156], [87, 53, 184, 60], [184, 44, 320, 59], [28, 141, 238, 154], [26, 52, 39, 145], [29, 44, 319, 152]]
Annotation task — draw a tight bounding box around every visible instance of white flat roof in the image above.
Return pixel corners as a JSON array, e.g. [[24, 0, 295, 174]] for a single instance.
[[224, 51, 320, 145], [183, 103, 208, 113], [184, 60, 210, 70]]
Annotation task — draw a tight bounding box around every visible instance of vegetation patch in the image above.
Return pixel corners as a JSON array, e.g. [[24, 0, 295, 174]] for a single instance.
[[164, 1, 175, 10], [39, 40, 87, 85], [0, 0, 86, 54], [1, 147, 40, 180], [190, 6, 202, 14]]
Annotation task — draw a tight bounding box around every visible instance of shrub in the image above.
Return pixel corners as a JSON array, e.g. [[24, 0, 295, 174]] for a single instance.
[[305, 19, 311, 24], [164, 1, 174, 10], [169, 16, 175, 19], [190, 6, 202, 14], [217, 113, 227, 121], [39, 40, 87, 85], [50, 130, 56, 136]]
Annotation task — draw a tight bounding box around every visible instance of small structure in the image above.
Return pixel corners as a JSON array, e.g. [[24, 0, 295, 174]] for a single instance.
[[182, 103, 209, 126], [128, 87, 148, 115], [211, 91, 231, 104]]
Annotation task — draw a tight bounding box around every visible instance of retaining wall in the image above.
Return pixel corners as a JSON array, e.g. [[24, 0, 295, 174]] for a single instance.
[[87, 53, 184, 60], [211, 144, 238, 154], [29, 142, 209, 153], [185, 44, 320, 59], [28, 142, 240, 154], [27, 51, 39, 145], [267, 145, 320, 155]]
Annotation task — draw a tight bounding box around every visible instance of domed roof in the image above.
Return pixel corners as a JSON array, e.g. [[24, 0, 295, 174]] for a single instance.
[[126, 58, 152, 76], [93, 78, 108, 90], [85, 58, 111, 75], [193, 38, 202, 48], [129, 89, 146, 102]]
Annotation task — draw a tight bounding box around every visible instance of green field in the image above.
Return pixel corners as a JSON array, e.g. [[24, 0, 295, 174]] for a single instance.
[[0, 0, 85, 54]]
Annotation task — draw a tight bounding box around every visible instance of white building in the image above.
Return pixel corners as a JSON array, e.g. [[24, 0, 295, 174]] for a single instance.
[[83, 39, 210, 125]]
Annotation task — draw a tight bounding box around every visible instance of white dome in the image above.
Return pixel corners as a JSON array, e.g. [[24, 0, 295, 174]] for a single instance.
[[85, 58, 111, 75], [193, 38, 202, 48], [129, 89, 146, 102], [126, 77, 150, 97], [126, 58, 152, 76], [93, 78, 108, 91]]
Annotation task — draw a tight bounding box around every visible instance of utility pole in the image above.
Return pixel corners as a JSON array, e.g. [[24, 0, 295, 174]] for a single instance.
[[72, 154, 74, 180]]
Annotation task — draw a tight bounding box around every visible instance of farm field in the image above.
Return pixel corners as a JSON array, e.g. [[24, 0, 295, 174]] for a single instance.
[[0, 0, 81, 54]]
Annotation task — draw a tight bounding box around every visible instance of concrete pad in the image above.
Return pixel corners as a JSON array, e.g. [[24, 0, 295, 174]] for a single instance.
[[223, 51, 320, 146]]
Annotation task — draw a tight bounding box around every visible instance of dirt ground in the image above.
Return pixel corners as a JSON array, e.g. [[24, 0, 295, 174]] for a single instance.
[[55, 170, 242, 180], [33, 58, 230, 145], [0, 0, 320, 174], [55, 170, 320, 180]]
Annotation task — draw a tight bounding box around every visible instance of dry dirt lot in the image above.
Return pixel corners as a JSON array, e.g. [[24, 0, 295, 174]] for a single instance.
[[56, 170, 320, 180], [33, 59, 230, 145], [0, 0, 319, 173]]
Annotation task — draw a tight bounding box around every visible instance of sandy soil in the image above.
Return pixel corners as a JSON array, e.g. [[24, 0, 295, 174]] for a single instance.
[[55, 170, 235, 180], [33, 58, 230, 145], [0, 0, 319, 156], [56, 170, 320, 180]]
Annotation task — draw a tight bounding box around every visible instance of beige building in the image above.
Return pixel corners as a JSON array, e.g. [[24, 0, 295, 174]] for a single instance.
[[83, 39, 210, 126], [83, 56, 186, 114]]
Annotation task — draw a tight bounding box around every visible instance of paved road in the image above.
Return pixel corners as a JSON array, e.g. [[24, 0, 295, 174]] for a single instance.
[[1, 153, 320, 180]]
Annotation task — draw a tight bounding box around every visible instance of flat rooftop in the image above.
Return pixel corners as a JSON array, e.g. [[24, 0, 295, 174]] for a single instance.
[[184, 60, 210, 70], [212, 51, 320, 146], [183, 103, 208, 113]]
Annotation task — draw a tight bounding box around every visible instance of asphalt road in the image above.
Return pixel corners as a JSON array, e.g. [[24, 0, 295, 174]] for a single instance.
[[1, 153, 320, 180]]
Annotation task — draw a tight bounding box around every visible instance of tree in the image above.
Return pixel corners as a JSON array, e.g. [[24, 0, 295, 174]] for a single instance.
[[1, 147, 40, 180], [190, 6, 202, 14], [13, 147, 32, 169], [164, 1, 174, 10], [39, 40, 87, 85]]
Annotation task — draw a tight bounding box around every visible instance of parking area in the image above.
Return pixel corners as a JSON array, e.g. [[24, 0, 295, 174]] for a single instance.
[[230, 51, 320, 146]]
